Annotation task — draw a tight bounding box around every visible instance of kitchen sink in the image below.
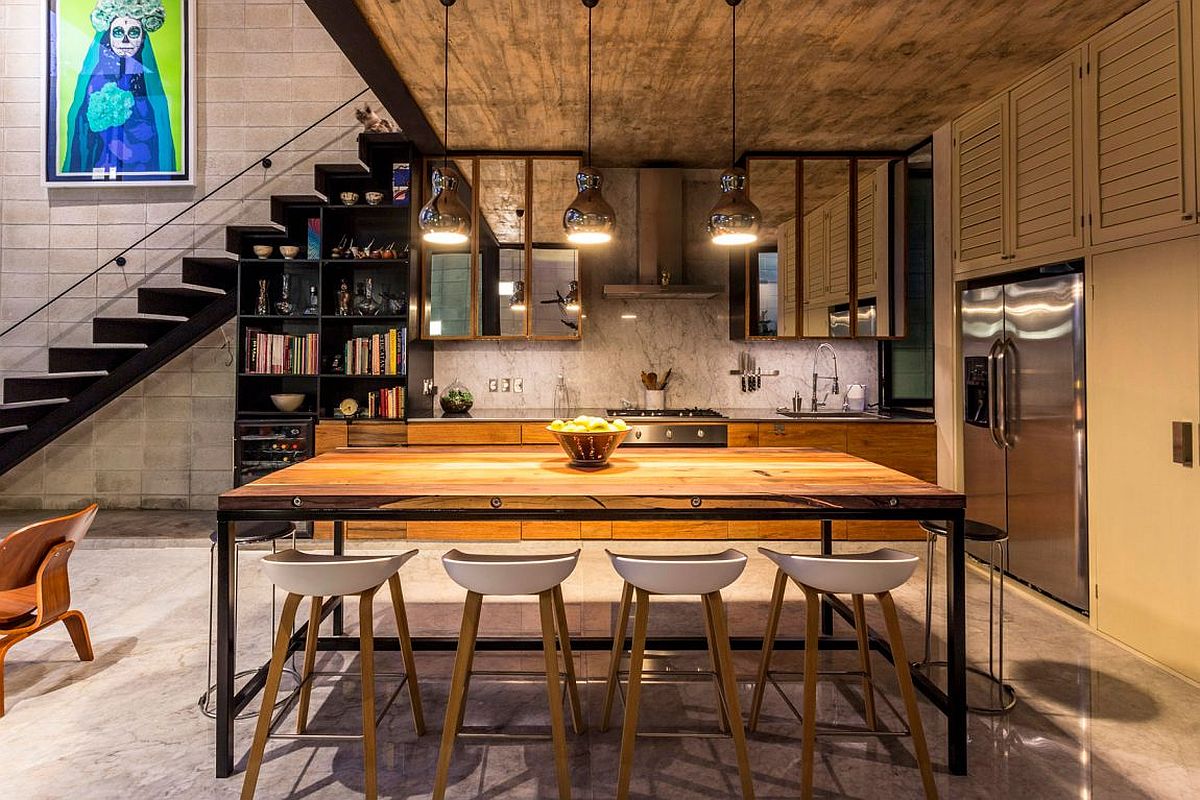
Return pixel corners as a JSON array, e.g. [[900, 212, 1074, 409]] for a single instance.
[[775, 409, 889, 420]]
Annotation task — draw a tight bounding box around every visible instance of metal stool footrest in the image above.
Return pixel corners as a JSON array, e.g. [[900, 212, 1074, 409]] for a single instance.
[[455, 669, 573, 741], [197, 666, 302, 720], [613, 666, 733, 739], [911, 659, 1017, 715], [765, 669, 913, 738], [265, 668, 413, 742]]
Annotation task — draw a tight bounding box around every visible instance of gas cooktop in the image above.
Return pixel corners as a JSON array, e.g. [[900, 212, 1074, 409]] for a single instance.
[[606, 407, 727, 418]]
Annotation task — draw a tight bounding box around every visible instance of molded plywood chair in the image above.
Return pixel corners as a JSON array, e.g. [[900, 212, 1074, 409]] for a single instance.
[[0, 504, 99, 717]]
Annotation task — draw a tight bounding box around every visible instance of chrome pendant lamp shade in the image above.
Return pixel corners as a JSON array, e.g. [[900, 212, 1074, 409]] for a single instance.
[[420, 0, 471, 245], [563, 0, 616, 244], [708, 0, 760, 246]]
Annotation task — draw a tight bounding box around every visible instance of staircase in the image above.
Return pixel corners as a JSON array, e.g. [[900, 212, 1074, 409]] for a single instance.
[[0, 132, 415, 477]]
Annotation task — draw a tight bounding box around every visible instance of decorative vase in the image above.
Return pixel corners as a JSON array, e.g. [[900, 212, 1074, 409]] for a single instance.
[[439, 379, 474, 414], [274, 274, 293, 316]]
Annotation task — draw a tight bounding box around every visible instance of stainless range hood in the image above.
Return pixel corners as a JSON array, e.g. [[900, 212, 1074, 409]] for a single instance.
[[602, 169, 723, 300]]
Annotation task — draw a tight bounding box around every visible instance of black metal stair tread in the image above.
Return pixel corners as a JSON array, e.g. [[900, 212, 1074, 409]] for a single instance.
[[140, 286, 225, 297], [0, 425, 29, 436], [9, 371, 107, 379], [93, 317, 181, 343], [0, 398, 69, 409], [4, 373, 107, 403], [182, 258, 238, 290]]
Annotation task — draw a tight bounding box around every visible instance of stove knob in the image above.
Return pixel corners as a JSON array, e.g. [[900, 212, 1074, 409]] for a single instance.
[[696, 428, 705, 438], [665, 428, 673, 439], [635, 429, 642, 439]]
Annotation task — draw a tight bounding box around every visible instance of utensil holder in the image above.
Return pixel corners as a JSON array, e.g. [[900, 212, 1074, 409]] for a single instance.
[[643, 389, 665, 410]]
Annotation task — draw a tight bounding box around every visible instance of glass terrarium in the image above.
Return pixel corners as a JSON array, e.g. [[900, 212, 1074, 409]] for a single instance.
[[439, 379, 474, 414]]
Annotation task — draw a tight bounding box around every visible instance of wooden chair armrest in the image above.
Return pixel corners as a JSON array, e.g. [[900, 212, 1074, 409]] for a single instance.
[[32, 541, 76, 625]]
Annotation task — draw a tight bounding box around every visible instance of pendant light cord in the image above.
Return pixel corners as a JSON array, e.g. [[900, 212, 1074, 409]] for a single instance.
[[443, 0, 450, 169], [587, 3, 593, 166], [730, 0, 737, 166]]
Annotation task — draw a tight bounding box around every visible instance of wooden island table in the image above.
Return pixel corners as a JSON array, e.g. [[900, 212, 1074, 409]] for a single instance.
[[215, 446, 968, 778]]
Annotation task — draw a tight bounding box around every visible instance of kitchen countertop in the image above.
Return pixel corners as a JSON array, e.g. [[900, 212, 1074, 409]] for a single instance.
[[407, 407, 934, 423]]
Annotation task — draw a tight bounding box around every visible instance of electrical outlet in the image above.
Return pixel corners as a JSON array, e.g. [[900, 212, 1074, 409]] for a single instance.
[[500, 378, 511, 392], [513, 377, 523, 393], [488, 378, 498, 392]]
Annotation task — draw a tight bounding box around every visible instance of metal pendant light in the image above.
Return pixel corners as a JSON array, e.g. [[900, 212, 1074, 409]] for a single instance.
[[563, 0, 616, 245], [708, 0, 760, 246], [420, 0, 471, 245]]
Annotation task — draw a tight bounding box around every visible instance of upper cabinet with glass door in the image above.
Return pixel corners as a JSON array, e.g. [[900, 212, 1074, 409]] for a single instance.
[[738, 159, 797, 338], [422, 155, 583, 341]]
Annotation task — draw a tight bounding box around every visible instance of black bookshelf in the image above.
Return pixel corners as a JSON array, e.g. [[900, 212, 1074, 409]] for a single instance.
[[233, 137, 433, 423]]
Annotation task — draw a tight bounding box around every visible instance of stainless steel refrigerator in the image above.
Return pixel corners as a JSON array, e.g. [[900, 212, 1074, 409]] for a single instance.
[[960, 264, 1088, 611]]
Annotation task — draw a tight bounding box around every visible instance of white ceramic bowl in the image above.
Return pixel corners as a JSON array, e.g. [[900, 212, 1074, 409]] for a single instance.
[[270, 393, 305, 412], [252, 245, 273, 260], [340, 191, 359, 206], [279, 245, 300, 259], [365, 191, 384, 206]]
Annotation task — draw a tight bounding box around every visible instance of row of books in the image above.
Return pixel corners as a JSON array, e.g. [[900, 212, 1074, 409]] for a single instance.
[[343, 328, 406, 375], [244, 330, 319, 375], [365, 386, 405, 419]]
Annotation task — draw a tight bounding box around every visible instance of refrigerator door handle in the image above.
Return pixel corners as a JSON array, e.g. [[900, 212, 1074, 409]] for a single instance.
[[996, 337, 1014, 450], [987, 338, 1005, 449]]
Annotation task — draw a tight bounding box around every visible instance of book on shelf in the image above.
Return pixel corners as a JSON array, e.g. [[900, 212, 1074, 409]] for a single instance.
[[341, 327, 406, 376], [243, 329, 319, 375], [366, 386, 405, 419]]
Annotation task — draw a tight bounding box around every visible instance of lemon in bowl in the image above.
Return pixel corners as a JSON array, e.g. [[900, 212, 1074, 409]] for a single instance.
[[546, 416, 631, 467]]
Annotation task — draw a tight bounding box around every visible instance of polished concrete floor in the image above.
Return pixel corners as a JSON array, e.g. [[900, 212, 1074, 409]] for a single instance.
[[0, 512, 1197, 799]]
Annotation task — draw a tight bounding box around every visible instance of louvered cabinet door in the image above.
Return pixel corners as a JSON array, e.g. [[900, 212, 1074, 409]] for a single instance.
[[953, 96, 1009, 270], [777, 219, 798, 337], [856, 170, 878, 295], [1012, 50, 1085, 259], [804, 210, 827, 305], [826, 192, 851, 302], [1084, 0, 1195, 244]]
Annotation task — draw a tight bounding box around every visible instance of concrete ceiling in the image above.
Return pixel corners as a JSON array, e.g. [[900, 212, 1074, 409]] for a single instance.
[[355, 0, 1145, 167]]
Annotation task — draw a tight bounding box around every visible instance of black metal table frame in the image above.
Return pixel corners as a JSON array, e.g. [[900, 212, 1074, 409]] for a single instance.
[[214, 506, 967, 779]]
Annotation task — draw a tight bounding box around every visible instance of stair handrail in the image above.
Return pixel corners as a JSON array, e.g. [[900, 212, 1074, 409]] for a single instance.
[[0, 87, 371, 341]]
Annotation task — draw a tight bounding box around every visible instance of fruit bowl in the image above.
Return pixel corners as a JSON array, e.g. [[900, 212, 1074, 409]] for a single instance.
[[547, 416, 630, 468]]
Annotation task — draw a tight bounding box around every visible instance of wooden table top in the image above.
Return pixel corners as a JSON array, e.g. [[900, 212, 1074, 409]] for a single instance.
[[219, 446, 963, 514]]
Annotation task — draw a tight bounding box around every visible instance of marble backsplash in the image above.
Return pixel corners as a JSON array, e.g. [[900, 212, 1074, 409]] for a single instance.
[[433, 168, 879, 411]]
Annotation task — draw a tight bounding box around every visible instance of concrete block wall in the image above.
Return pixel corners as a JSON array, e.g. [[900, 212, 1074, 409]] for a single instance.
[[0, 0, 379, 509]]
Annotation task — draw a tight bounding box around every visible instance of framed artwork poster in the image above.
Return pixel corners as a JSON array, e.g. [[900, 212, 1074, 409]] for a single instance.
[[43, 0, 195, 186]]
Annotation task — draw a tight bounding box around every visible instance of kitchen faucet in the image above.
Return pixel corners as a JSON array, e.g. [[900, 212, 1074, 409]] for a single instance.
[[811, 342, 840, 411]]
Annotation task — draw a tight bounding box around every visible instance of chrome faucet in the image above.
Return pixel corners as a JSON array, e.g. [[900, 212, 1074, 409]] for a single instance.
[[811, 342, 840, 411]]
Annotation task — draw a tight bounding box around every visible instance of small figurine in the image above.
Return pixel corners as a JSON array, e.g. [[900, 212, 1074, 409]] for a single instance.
[[354, 278, 380, 316], [355, 103, 398, 133], [302, 284, 319, 316], [274, 274, 293, 316], [336, 279, 351, 316], [255, 278, 269, 315], [382, 290, 406, 315]]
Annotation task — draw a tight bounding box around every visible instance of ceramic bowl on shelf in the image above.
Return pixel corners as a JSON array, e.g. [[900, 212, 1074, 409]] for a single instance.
[[340, 192, 359, 206], [252, 245, 274, 260], [270, 393, 305, 412], [365, 191, 384, 206], [279, 245, 300, 260], [547, 418, 630, 468]]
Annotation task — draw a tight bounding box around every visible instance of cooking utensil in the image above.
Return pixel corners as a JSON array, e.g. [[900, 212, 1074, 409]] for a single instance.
[[659, 368, 672, 390]]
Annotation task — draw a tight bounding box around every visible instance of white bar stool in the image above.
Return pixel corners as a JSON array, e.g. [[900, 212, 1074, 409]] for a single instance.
[[240, 549, 425, 800], [601, 549, 756, 800], [432, 549, 583, 800], [749, 548, 938, 800]]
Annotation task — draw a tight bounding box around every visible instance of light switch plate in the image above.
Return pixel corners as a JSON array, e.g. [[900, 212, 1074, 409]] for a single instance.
[[513, 377, 523, 393], [500, 378, 511, 392], [488, 378, 498, 392]]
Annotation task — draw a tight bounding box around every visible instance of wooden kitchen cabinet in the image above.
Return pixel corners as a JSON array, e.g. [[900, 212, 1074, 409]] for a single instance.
[[952, 94, 1009, 271], [406, 421, 522, 445], [758, 422, 848, 450], [1084, 0, 1195, 245], [347, 421, 407, 447], [845, 423, 937, 540], [314, 421, 347, 454], [520, 422, 558, 444]]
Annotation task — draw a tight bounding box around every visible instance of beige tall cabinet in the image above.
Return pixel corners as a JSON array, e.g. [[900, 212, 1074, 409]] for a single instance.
[[1088, 237, 1200, 681]]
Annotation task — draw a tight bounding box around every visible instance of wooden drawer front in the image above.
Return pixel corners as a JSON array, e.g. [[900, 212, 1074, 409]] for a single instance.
[[845, 423, 936, 482], [845, 520, 925, 541], [521, 423, 558, 444], [727, 422, 759, 447], [728, 520, 834, 540], [315, 421, 348, 454], [611, 520, 728, 540], [347, 421, 408, 447], [406, 521, 522, 541], [757, 422, 848, 450], [312, 521, 407, 539], [522, 521, 581, 540], [407, 422, 522, 445]]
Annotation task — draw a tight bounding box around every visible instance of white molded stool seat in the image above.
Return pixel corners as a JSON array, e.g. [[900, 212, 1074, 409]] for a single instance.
[[261, 549, 417, 597], [759, 547, 918, 595], [606, 548, 748, 595], [442, 549, 580, 596]]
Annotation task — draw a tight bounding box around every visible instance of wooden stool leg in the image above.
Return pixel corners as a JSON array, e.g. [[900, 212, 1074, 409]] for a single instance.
[[540, 591, 573, 800], [702, 592, 731, 733], [749, 569, 787, 731], [707, 592, 757, 800], [359, 588, 379, 800], [432, 591, 483, 800], [296, 596, 323, 734], [877, 591, 939, 800], [600, 581, 633, 732], [388, 574, 426, 736], [799, 585, 822, 800], [615, 588, 650, 800], [552, 585, 585, 734], [240, 592, 302, 800], [60, 610, 94, 662], [852, 594, 879, 730]]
